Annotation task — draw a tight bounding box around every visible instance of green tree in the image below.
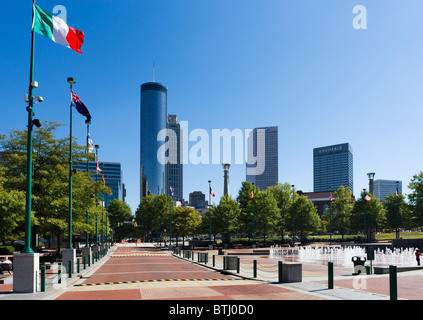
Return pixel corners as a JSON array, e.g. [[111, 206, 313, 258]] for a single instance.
[[351, 192, 386, 240], [408, 172, 423, 228], [268, 182, 292, 242], [236, 181, 258, 242], [213, 195, 241, 244], [172, 207, 201, 247], [135, 194, 172, 241], [0, 121, 107, 251], [323, 186, 354, 240], [384, 193, 411, 233], [107, 199, 133, 241], [0, 168, 25, 243], [253, 189, 280, 245], [285, 194, 321, 244]]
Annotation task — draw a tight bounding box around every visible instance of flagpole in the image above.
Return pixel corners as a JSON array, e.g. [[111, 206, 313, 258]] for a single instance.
[[22, 0, 37, 254], [85, 120, 91, 247], [67, 77, 76, 250], [208, 180, 211, 244]]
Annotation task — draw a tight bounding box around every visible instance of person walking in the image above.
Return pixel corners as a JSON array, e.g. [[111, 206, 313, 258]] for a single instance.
[[416, 249, 421, 266]]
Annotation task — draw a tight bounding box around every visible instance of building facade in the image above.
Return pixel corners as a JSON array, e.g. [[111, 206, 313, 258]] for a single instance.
[[189, 191, 208, 209], [373, 179, 402, 202], [74, 161, 124, 208], [140, 82, 167, 201], [246, 126, 278, 191], [165, 114, 183, 202], [313, 143, 353, 194]]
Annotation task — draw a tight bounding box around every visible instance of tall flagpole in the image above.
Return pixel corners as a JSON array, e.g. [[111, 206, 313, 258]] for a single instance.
[[67, 77, 76, 250], [22, 0, 36, 254]]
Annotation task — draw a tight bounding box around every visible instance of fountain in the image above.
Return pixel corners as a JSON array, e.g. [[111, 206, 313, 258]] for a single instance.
[[269, 245, 417, 267]]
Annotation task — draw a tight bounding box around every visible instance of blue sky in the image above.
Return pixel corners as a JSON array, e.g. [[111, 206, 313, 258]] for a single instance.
[[2, 0, 423, 214]]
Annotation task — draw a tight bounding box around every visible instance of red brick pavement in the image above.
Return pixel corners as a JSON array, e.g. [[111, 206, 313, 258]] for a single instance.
[[55, 245, 327, 300]]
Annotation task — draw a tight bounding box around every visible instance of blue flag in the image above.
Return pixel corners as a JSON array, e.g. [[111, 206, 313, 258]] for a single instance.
[[71, 90, 92, 122]]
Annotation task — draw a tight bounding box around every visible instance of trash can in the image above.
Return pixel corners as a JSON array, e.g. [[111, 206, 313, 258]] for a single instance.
[[352, 256, 367, 275]]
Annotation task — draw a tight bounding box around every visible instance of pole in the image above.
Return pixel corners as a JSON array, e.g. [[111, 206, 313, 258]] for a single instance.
[[68, 80, 74, 250], [169, 185, 172, 247], [22, 1, 36, 254], [396, 181, 400, 240], [86, 121, 90, 247], [208, 180, 211, 243], [292, 185, 295, 246]]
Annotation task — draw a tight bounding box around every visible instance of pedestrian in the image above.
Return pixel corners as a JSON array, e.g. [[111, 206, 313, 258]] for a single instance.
[[1, 257, 12, 274], [416, 249, 421, 266]]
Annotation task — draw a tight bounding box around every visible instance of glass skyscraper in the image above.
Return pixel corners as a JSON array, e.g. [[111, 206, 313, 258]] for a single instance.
[[246, 126, 278, 191], [140, 82, 167, 200], [165, 114, 183, 202], [313, 143, 353, 193], [373, 179, 402, 202], [74, 161, 124, 208]]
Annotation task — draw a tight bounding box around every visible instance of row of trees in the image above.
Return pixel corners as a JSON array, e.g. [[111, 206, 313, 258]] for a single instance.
[[0, 121, 132, 251], [135, 177, 423, 245]]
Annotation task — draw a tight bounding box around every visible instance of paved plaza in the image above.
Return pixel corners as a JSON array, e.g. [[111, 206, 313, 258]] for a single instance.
[[1, 243, 423, 302]]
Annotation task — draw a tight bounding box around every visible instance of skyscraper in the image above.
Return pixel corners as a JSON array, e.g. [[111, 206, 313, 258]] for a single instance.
[[373, 179, 402, 202], [246, 126, 278, 191], [313, 143, 353, 193], [74, 161, 124, 208], [165, 114, 183, 201], [140, 82, 167, 201]]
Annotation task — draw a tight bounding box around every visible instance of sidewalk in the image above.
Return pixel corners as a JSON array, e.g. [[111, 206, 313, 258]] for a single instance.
[[0, 245, 116, 300]]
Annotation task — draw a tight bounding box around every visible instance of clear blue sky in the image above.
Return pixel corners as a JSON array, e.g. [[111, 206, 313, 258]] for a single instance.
[[1, 0, 423, 214]]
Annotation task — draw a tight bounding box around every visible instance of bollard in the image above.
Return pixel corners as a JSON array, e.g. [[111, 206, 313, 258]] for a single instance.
[[213, 255, 215, 267], [278, 261, 283, 283], [237, 257, 240, 273], [77, 258, 80, 274], [41, 265, 46, 292], [68, 260, 72, 278], [328, 262, 334, 289], [58, 262, 62, 284], [389, 265, 398, 300], [253, 260, 257, 278], [83, 256, 86, 270]]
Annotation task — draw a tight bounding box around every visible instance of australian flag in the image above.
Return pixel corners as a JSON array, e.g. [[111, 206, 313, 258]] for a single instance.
[[71, 90, 92, 122]]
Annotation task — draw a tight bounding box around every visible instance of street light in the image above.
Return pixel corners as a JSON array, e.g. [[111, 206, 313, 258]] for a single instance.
[[169, 178, 172, 247], [396, 181, 400, 240], [85, 119, 91, 247], [363, 188, 367, 242]]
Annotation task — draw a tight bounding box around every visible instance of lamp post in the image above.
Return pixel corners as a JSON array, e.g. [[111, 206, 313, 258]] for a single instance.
[[363, 188, 367, 242], [252, 183, 255, 246], [328, 187, 332, 245], [169, 178, 172, 247], [292, 185, 295, 246], [67, 77, 76, 250], [95, 144, 99, 246], [208, 180, 212, 243], [396, 181, 400, 240]]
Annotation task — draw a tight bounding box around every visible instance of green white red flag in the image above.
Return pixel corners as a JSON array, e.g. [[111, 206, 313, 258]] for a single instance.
[[33, 4, 84, 54]]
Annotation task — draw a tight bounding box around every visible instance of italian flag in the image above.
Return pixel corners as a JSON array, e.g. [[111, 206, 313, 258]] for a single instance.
[[33, 4, 84, 54]]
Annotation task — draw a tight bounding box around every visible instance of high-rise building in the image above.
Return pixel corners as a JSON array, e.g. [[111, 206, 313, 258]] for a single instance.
[[313, 143, 353, 193], [165, 114, 183, 201], [140, 82, 167, 201], [246, 126, 278, 191], [373, 179, 402, 202], [74, 161, 124, 208], [189, 191, 208, 209]]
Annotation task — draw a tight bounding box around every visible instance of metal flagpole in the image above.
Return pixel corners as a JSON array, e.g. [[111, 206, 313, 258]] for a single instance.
[[22, 0, 37, 254], [67, 77, 76, 250]]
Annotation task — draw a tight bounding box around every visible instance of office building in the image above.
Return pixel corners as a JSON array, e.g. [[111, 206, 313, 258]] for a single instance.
[[373, 179, 402, 202], [246, 126, 278, 190], [165, 114, 183, 202], [189, 191, 208, 209], [313, 143, 353, 193], [74, 161, 124, 208], [140, 82, 167, 201]]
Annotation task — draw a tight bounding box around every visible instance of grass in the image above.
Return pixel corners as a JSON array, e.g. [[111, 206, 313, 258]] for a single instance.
[[375, 232, 423, 241]]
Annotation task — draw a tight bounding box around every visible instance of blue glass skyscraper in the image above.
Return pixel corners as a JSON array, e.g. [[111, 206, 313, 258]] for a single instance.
[[140, 82, 167, 201], [313, 143, 353, 193]]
